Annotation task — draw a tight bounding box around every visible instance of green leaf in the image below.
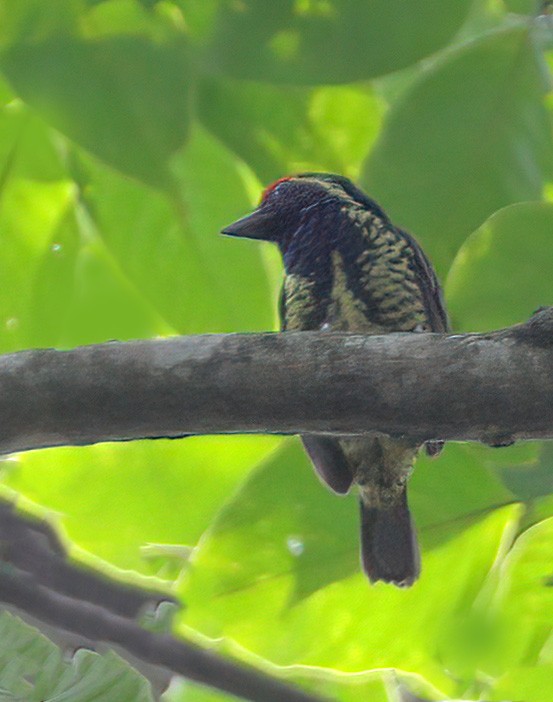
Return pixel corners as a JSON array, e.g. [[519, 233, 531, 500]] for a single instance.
[[497, 517, 553, 626], [170, 125, 280, 333], [0, 176, 77, 353], [503, 0, 537, 14], [164, 670, 392, 702], [174, 0, 219, 43], [0, 0, 84, 48], [363, 25, 553, 275], [443, 201, 553, 532], [165, 686, 233, 702], [446, 202, 553, 331], [0, 166, 170, 351], [0, 102, 69, 181], [71, 122, 277, 339], [176, 441, 514, 604], [0, 36, 193, 188], [180, 440, 360, 604], [182, 506, 517, 694], [3, 437, 280, 575], [498, 442, 553, 502], [81, 0, 184, 40], [178, 439, 518, 694], [0, 4, 550, 699], [198, 78, 382, 183], [201, 0, 473, 85], [410, 445, 516, 543], [0, 116, 277, 353], [481, 518, 553, 674], [0, 612, 153, 701], [0, 114, 281, 575], [489, 665, 553, 702]]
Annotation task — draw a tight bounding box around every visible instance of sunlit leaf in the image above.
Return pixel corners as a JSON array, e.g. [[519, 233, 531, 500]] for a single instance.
[[0, 176, 77, 353], [173, 0, 219, 42], [170, 125, 280, 333], [198, 78, 381, 182], [363, 25, 553, 275], [81, 0, 183, 40], [179, 438, 518, 694], [0, 102, 68, 181], [497, 517, 553, 625], [446, 202, 553, 331], [3, 437, 280, 574], [164, 668, 392, 702], [177, 441, 514, 603], [0, 120, 281, 576], [489, 665, 553, 702], [0, 168, 169, 351], [484, 518, 553, 673]]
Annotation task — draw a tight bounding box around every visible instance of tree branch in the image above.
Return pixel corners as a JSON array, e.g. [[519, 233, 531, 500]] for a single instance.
[[0, 500, 329, 702], [1, 308, 553, 454]]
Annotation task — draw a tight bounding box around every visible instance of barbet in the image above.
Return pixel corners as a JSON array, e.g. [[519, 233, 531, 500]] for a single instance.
[[222, 173, 448, 586]]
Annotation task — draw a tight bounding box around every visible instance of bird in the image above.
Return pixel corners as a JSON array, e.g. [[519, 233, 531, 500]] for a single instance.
[[221, 173, 448, 587]]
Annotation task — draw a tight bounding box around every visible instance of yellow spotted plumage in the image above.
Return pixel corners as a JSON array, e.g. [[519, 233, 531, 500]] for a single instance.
[[222, 173, 448, 586]]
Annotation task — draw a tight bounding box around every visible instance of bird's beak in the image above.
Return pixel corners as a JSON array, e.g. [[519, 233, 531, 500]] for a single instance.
[[221, 208, 275, 241]]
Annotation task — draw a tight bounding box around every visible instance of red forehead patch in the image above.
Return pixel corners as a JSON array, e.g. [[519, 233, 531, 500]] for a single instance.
[[260, 176, 293, 203]]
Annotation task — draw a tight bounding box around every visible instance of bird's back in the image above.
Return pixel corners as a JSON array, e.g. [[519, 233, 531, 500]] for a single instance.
[[281, 205, 446, 335]]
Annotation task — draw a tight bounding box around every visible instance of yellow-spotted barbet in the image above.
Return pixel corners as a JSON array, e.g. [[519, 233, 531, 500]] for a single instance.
[[222, 173, 448, 587]]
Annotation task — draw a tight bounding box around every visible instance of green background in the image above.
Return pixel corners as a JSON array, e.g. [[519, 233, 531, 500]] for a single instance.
[[0, 1, 553, 700]]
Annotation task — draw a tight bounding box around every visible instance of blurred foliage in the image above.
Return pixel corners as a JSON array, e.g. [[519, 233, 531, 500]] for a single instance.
[[0, 611, 154, 701], [0, 0, 551, 701]]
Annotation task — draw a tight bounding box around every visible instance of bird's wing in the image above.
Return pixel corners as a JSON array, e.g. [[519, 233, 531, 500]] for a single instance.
[[278, 285, 288, 329], [280, 276, 354, 494], [301, 435, 353, 494], [398, 228, 448, 455], [333, 207, 448, 334], [279, 274, 328, 331], [399, 228, 449, 333]]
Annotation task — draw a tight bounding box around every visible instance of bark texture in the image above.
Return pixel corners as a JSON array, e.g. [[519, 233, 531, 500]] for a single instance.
[[0, 308, 552, 454]]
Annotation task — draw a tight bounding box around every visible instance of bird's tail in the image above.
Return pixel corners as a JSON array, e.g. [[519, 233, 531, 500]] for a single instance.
[[359, 488, 420, 587]]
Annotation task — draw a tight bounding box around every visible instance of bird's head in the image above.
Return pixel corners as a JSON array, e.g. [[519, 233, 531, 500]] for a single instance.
[[221, 173, 387, 255]]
